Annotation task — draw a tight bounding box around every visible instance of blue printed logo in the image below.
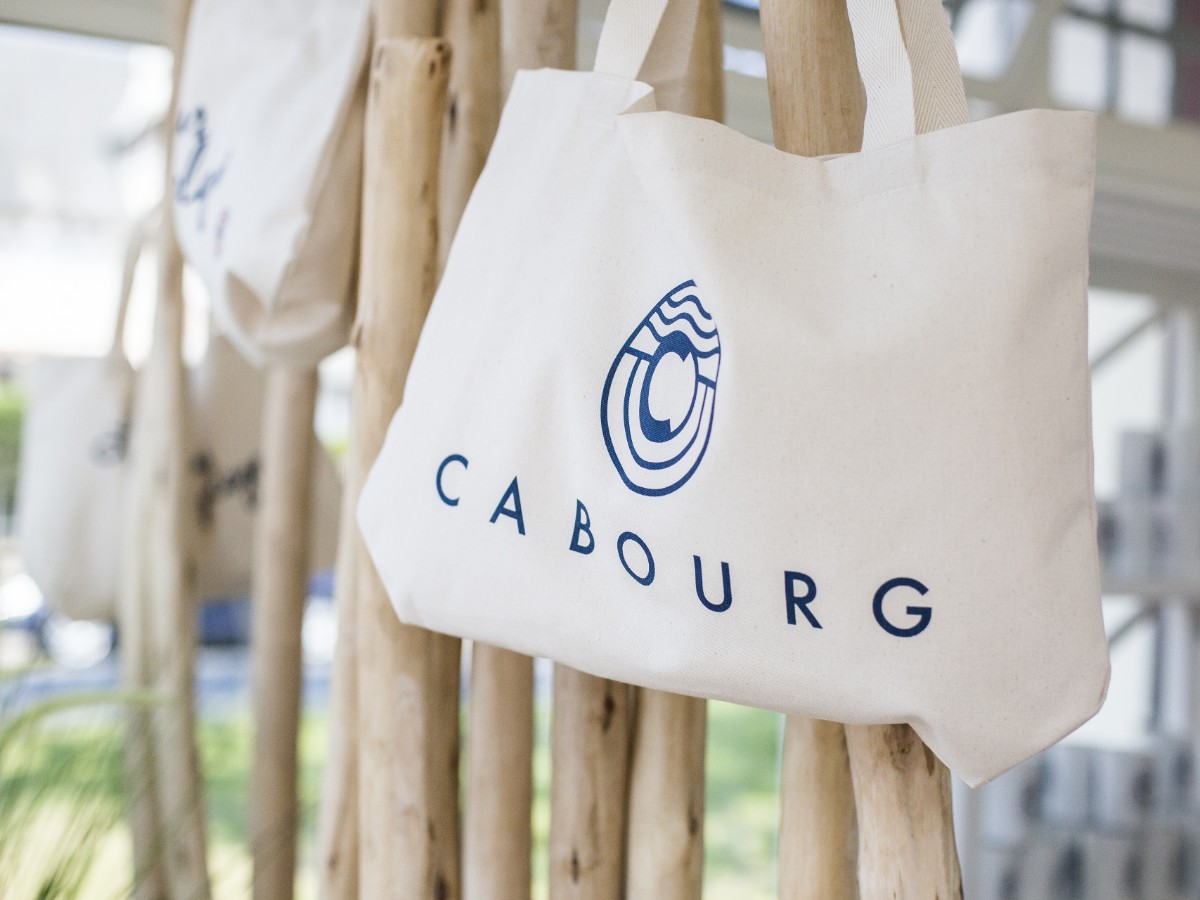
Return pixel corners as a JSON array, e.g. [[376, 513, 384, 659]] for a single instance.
[[601, 280, 721, 496], [174, 106, 229, 232]]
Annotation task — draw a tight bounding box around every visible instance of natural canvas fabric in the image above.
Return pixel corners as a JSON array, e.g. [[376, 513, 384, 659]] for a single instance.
[[357, 0, 1109, 785], [172, 0, 370, 367], [18, 224, 341, 620]]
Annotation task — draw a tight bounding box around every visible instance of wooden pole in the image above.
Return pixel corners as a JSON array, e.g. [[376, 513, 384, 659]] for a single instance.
[[759, 2, 963, 897], [624, 691, 706, 900], [464, 649, 534, 900], [844, 725, 962, 899], [548, 666, 631, 900], [759, 0, 864, 157], [623, 5, 722, 898], [440, 0, 501, 264], [119, 0, 211, 894], [142, 131, 212, 900], [316, 446, 362, 900], [354, 32, 459, 900], [499, 0, 577, 96], [250, 366, 318, 900], [502, 1, 634, 896], [441, 0, 535, 898], [757, 1, 862, 898], [680, 0, 724, 123], [777, 718, 858, 899]]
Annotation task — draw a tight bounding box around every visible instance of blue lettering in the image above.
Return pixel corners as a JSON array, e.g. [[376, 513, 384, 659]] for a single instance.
[[873, 577, 931, 638], [570, 500, 594, 554], [693, 556, 732, 612], [785, 571, 820, 628], [617, 532, 654, 586], [489, 477, 526, 535], [436, 454, 469, 506]]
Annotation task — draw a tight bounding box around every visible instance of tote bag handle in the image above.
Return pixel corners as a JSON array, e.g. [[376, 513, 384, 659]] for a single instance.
[[593, 0, 702, 105], [594, 0, 967, 151], [848, 0, 968, 150], [109, 209, 161, 362]]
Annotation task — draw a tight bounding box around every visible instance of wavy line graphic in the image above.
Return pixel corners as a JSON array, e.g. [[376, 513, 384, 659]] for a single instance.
[[600, 280, 722, 497]]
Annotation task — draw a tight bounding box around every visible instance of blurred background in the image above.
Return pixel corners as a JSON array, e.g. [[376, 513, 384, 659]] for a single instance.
[[0, 0, 1198, 898]]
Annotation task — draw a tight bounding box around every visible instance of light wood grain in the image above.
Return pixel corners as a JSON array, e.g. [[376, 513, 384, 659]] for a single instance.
[[440, 0, 501, 266], [499, 0, 577, 97], [354, 34, 459, 900], [758, 3, 963, 898], [846, 724, 963, 900], [757, 1, 862, 897], [549, 667, 631, 900], [622, 6, 723, 897], [625, 691, 706, 900], [118, 0, 210, 894], [441, 0, 533, 896], [759, 0, 864, 157], [778, 718, 858, 899], [465, 646, 534, 900], [316, 445, 362, 900], [251, 367, 318, 900]]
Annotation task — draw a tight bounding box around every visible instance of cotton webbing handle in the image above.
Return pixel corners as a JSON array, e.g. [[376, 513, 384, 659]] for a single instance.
[[847, 0, 967, 149], [110, 209, 160, 360], [896, 0, 969, 136], [593, 0, 702, 108], [596, 0, 967, 150]]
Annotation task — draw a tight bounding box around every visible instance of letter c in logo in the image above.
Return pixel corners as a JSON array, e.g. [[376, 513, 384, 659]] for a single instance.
[[436, 454, 468, 506], [873, 577, 932, 638]]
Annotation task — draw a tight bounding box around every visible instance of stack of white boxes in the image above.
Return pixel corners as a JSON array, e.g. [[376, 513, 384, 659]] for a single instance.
[[972, 741, 1200, 899]]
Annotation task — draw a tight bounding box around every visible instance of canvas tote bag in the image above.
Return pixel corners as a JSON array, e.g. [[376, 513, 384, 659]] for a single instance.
[[18, 225, 343, 620], [171, 0, 371, 367], [357, 0, 1109, 785]]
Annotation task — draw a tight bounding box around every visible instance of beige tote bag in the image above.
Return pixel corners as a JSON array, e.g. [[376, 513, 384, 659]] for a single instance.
[[171, 0, 371, 367], [19, 223, 343, 620], [358, 0, 1109, 785]]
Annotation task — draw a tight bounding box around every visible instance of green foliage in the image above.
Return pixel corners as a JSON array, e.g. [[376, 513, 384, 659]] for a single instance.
[[0, 696, 131, 900], [0, 694, 780, 899], [0, 383, 22, 518]]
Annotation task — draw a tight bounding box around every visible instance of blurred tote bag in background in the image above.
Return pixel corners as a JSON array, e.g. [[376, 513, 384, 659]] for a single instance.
[[171, 0, 371, 367], [18, 223, 342, 621], [358, 0, 1110, 785]]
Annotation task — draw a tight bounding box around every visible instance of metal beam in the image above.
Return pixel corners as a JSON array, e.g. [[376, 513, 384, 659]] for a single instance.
[[0, 0, 165, 45]]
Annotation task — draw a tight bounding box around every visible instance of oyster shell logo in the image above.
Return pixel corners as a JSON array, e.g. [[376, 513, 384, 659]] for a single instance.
[[601, 280, 721, 496]]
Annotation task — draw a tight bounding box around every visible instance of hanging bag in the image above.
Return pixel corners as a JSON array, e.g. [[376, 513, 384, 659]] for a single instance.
[[18, 222, 343, 620], [16, 219, 147, 622], [357, 0, 1109, 785], [171, 0, 371, 367]]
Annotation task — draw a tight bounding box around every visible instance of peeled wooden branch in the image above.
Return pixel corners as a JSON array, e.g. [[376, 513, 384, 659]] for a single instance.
[[464, 648, 533, 900], [499, 0, 577, 97], [759, 0, 864, 157], [845, 724, 962, 899], [623, 5, 722, 896], [778, 718, 858, 899], [119, 0, 210, 895], [354, 35, 459, 900], [758, 0, 862, 896], [316, 447, 362, 900], [625, 691, 706, 900], [758, 2, 962, 896], [548, 667, 631, 900], [439, 2, 536, 899], [251, 367, 318, 900], [440, 0, 501, 263]]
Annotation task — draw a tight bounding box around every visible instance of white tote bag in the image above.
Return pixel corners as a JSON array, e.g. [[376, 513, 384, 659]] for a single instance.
[[172, 0, 371, 367], [357, 0, 1109, 785], [19, 227, 343, 620]]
